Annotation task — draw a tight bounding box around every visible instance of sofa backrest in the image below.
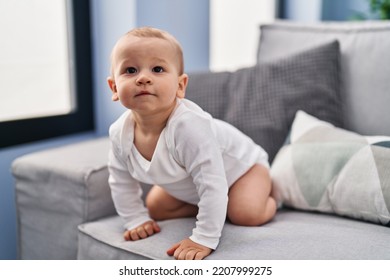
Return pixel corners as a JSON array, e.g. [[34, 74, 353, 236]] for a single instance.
[[257, 20, 390, 137]]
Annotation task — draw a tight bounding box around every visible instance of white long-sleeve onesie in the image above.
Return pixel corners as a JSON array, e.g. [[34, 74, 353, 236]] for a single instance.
[[108, 98, 269, 249]]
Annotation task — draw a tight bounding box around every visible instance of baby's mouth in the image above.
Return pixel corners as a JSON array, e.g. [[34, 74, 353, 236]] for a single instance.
[[135, 91, 155, 97]]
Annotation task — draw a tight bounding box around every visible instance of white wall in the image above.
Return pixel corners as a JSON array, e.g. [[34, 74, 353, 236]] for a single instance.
[[210, 0, 277, 71]]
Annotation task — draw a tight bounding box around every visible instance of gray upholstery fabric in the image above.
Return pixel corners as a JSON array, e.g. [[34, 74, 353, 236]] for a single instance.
[[12, 138, 116, 259], [187, 41, 342, 162], [185, 71, 231, 121], [257, 20, 390, 137], [78, 210, 390, 260]]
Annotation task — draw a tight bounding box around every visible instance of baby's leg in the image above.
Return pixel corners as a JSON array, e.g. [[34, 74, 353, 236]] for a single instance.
[[146, 185, 198, 221], [227, 164, 276, 226]]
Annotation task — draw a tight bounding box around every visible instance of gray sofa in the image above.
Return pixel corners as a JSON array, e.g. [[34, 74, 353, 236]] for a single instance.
[[12, 20, 390, 260]]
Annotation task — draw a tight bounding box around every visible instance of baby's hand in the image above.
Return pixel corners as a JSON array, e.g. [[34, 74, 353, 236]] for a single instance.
[[124, 220, 161, 241], [166, 238, 212, 260]]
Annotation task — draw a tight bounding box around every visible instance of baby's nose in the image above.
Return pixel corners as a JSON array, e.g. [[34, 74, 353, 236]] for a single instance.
[[136, 73, 152, 85]]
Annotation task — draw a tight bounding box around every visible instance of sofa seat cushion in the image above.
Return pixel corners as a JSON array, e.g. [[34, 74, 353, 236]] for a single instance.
[[77, 210, 390, 260]]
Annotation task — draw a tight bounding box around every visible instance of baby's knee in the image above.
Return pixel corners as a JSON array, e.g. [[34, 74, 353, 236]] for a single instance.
[[146, 199, 164, 221], [228, 198, 277, 226], [145, 188, 163, 220], [228, 208, 264, 226]]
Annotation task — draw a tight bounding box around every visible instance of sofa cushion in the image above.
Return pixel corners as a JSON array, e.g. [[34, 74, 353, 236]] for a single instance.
[[257, 20, 390, 137], [271, 110, 390, 226], [78, 210, 390, 260], [186, 41, 342, 162], [184, 71, 231, 121]]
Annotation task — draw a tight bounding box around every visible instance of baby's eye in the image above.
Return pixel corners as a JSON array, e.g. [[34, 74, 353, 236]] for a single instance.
[[152, 66, 164, 73], [126, 67, 137, 74]]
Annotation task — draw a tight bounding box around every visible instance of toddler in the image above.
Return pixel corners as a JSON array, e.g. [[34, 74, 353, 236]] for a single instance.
[[107, 27, 276, 260]]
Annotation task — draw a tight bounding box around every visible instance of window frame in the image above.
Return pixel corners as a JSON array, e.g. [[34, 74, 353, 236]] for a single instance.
[[0, 0, 94, 148]]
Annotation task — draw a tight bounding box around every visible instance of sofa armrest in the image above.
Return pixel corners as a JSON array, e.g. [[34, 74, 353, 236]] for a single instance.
[[12, 137, 116, 259]]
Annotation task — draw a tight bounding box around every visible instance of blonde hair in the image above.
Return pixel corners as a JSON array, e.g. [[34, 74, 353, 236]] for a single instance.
[[112, 27, 185, 75]]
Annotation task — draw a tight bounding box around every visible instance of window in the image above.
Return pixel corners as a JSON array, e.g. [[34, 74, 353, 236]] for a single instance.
[[0, 0, 93, 148]]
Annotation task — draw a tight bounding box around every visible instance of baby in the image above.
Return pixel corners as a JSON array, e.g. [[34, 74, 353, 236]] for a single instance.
[[107, 27, 276, 260]]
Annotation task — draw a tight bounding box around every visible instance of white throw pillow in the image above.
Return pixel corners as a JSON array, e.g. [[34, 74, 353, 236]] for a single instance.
[[271, 110, 390, 226]]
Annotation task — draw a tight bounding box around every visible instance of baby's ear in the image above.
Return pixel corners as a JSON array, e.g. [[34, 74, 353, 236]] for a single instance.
[[176, 74, 188, 99], [107, 77, 119, 101]]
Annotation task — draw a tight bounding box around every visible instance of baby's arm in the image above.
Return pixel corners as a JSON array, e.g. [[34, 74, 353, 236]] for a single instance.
[[124, 220, 161, 241], [170, 113, 230, 259], [108, 143, 153, 239]]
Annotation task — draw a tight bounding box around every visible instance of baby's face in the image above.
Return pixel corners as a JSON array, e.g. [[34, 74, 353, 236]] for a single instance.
[[108, 35, 187, 115]]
